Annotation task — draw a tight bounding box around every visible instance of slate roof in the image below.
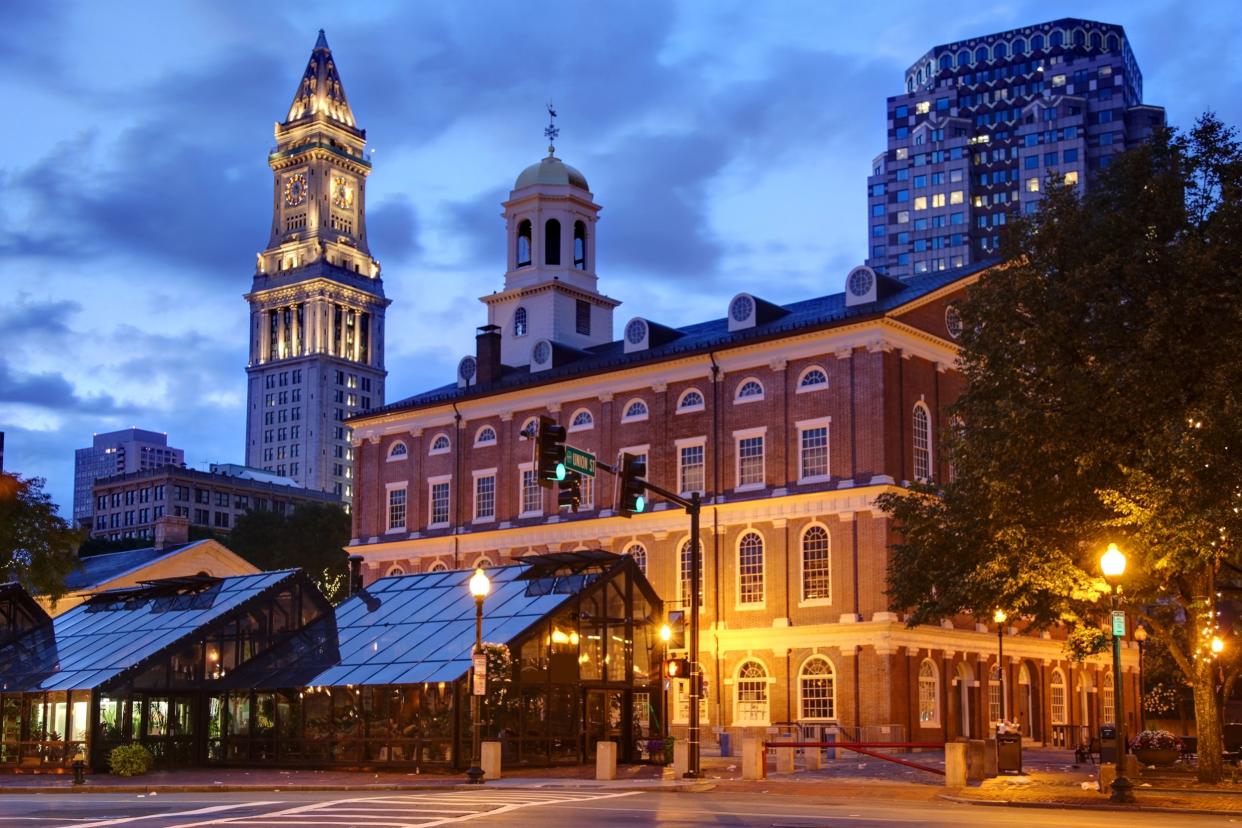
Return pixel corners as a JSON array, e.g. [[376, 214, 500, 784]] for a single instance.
[[359, 261, 992, 420], [64, 542, 208, 592]]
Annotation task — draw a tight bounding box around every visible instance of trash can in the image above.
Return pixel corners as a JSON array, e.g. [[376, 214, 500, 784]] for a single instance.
[[1099, 725, 1118, 765], [719, 732, 732, 758], [996, 731, 1023, 774]]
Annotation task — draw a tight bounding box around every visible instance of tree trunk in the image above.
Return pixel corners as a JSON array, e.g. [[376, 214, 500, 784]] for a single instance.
[[1193, 659, 1224, 783]]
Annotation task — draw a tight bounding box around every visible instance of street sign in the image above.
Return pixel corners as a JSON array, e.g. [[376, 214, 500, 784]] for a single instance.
[[564, 446, 596, 477], [472, 653, 487, 696], [1111, 610, 1126, 637]]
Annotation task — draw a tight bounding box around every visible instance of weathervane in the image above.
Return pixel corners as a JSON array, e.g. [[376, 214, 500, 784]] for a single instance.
[[544, 102, 559, 155]]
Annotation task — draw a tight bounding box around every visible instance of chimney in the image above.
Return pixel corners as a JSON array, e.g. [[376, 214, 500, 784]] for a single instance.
[[348, 554, 365, 596], [154, 515, 190, 551], [475, 325, 502, 385]]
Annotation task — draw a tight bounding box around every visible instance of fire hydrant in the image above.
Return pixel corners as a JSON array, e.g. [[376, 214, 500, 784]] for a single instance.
[[72, 750, 86, 785]]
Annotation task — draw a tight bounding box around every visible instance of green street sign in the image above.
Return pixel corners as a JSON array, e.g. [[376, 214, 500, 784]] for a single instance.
[[564, 446, 596, 477], [1111, 610, 1126, 637]]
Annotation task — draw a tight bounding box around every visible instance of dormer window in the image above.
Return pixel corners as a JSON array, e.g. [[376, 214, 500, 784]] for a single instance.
[[516, 220, 532, 267], [513, 307, 528, 338], [545, 219, 561, 266], [573, 221, 587, 270]]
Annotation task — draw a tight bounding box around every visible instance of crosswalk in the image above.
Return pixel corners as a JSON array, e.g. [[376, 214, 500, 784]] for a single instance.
[[160, 789, 640, 828]]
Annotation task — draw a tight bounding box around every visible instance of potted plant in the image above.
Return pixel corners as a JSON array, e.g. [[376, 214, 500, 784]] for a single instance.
[[1131, 729, 1181, 767]]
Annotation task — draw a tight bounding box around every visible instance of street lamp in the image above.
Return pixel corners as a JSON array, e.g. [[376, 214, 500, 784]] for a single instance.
[[1100, 543, 1135, 804], [465, 566, 491, 785], [993, 609, 1008, 725], [659, 624, 672, 745], [1134, 625, 1148, 733]]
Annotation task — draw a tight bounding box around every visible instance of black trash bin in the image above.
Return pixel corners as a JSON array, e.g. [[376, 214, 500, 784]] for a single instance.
[[996, 731, 1023, 774], [1099, 725, 1118, 765]]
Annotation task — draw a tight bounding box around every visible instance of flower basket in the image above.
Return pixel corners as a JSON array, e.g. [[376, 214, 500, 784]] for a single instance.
[[1130, 730, 1181, 766], [1133, 747, 1180, 767]]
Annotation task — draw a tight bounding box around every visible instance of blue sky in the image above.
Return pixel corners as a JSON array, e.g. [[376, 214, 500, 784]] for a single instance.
[[2, 0, 1239, 515]]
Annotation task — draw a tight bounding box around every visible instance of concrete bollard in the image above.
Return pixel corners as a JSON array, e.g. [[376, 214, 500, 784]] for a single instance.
[[804, 745, 824, 771], [595, 741, 617, 781], [742, 737, 766, 780], [1099, 762, 1115, 793], [966, 739, 987, 781], [481, 740, 502, 780], [984, 738, 998, 777], [673, 739, 689, 777], [774, 738, 796, 774], [944, 741, 967, 787]]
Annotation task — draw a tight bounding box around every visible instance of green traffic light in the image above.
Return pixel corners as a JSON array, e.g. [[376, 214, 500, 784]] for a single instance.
[[555, 463, 567, 481], [634, 495, 645, 513]]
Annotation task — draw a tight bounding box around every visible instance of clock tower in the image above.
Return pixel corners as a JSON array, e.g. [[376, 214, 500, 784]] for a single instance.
[[244, 30, 389, 506]]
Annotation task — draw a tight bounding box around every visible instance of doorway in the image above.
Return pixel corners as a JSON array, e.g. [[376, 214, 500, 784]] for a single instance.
[[583, 689, 625, 762]]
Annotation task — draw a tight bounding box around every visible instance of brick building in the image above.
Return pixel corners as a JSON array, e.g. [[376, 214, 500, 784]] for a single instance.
[[345, 145, 1138, 750]]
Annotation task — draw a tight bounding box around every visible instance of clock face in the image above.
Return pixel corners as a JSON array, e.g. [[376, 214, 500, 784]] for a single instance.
[[284, 173, 307, 207], [332, 176, 354, 210]]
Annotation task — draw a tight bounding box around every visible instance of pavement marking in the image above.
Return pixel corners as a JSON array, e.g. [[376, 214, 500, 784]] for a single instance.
[[54, 802, 281, 828], [537, 801, 916, 822]]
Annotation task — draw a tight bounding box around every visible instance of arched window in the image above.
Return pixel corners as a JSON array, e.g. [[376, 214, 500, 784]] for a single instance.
[[974, 46, 989, 63], [734, 378, 764, 402], [993, 41, 1008, 60], [737, 531, 765, 606], [1101, 671, 1115, 724], [1072, 28, 1086, 48], [474, 426, 497, 446], [798, 367, 828, 390], [734, 660, 769, 725], [1012, 37, 1026, 55], [956, 49, 970, 67], [544, 218, 561, 266], [429, 433, 451, 455], [622, 399, 648, 423], [1089, 31, 1102, 51], [573, 221, 587, 270], [625, 542, 647, 574], [520, 417, 538, 439], [800, 525, 830, 602], [1050, 29, 1064, 48], [918, 660, 940, 724], [516, 219, 532, 267], [912, 402, 932, 481], [387, 441, 408, 461], [677, 389, 704, 412], [474, 556, 494, 569], [799, 657, 836, 720], [387, 565, 405, 577], [513, 307, 528, 337], [938, 54, 952, 71], [1031, 33, 1045, 52], [1106, 33, 1120, 52], [569, 408, 594, 431], [679, 538, 703, 608], [988, 664, 1003, 723], [1051, 668, 1067, 724]]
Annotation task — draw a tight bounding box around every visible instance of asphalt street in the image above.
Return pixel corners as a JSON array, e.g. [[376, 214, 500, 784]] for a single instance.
[[0, 789, 1233, 828]]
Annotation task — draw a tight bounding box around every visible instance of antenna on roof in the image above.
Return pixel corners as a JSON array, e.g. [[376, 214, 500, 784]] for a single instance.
[[544, 102, 559, 156]]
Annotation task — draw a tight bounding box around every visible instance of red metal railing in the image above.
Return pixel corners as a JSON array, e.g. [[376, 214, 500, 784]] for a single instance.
[[761, 740, 947, 776]]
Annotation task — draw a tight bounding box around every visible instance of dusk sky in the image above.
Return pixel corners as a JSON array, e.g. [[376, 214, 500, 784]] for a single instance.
[[2, 0, 1239, 515]]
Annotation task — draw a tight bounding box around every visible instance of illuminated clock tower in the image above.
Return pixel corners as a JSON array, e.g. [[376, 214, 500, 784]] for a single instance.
[[244, 30, 389, 505]]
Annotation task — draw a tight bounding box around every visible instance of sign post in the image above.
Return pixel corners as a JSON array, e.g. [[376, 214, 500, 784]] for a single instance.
[[1111, 610, 1126, 638]]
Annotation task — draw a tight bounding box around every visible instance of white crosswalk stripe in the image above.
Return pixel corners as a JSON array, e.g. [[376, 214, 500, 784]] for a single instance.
[[167, 790, 641, 828]]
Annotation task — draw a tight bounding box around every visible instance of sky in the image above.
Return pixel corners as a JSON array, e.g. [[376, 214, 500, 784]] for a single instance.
[[1, 0, 1239, 516]]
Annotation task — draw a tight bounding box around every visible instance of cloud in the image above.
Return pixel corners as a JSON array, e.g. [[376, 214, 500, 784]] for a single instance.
[[0, 296, 81, 337], [0, 358, 129, 415], [367, 196, 421, 264]]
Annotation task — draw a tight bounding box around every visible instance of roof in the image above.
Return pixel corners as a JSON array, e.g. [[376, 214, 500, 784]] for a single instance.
[[0, 583, 51, 648], [284, 29, 357, 130], [515, 152, 589, 191], [64, 541, 207, 592], [362, 261, 992, 419], [269, 555, 630, 689], [0, 571, 301, 693]]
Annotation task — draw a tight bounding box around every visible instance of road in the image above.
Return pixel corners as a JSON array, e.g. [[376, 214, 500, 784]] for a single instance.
[[0, 788, 1231, 828]]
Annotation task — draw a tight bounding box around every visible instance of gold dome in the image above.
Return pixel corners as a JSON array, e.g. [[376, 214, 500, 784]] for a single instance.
[[515, 153, 589, 191]]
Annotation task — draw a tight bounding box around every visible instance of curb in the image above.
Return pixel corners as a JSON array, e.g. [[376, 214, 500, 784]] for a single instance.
[[939, 793, 1242, 817], [0, 781, 710, 796]]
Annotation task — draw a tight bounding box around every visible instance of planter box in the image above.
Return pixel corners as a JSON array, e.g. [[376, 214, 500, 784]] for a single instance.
[[1133, 747, 1179, 767]]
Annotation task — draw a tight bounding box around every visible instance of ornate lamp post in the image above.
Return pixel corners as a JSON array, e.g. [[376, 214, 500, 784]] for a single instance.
[[465, 566, 491, 785], [993, 609, 1008, 725], [659, 623, 672, 745], [1134, 624, 1148, 734], [1100, 543, 1135, 804]]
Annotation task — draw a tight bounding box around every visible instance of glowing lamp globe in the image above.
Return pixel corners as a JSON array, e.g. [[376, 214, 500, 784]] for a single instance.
[[660, 624, 672, 643], [1134, 626, 1148, 643], [993, 609, 1007, 624], [469, 567, 491, 599], [1212, 636, 1225, 655], [1100, 543, 1127, 580]]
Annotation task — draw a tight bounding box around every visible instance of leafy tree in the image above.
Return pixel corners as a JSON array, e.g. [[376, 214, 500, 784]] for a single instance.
[[0, 473, 83, 600], [227, 502, 350, 601], [878, 115, 1242, 782]]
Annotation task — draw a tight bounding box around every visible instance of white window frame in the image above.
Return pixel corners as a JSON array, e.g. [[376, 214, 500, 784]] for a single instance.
[[621, 398, 649, 423], [912, 401, 933, 482], [568, 408, 594, 432], [796, 416, 831, 484], [474, 556, 495, 569], [797, 655, 837, 721], [733, 377, 765, 404], [733, 426, 767, 492], [386, 441, 408, 462], [676, 388, 705, 413], [427, 474, 451, 528], [385, 481, 408, 533], [678, 537, 704, 610], [675, 436, 706, 497], [735, 530, 766, 610], [518, 462, 542, 518], [798, 522, 832, 606], [386, 565, 405, 577], [428, 432, 451, 455], [428, 561, 449, 573], [472, 468, 497, 524], [731, 659, 772, 726], [796, 366, 828, 392], [918, 659, 940, 726], [473, 426, 497, 447], [1101, 670, 1115, 725], [1050, 668, 1067, 724], [624, 541, 647, 573], [988, 664, 1003, 725]]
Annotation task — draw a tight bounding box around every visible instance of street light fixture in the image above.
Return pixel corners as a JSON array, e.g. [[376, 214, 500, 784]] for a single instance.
[[1100, 543, 1135, 804], [466, 566, 491, 785], [993, 609, 1008, 724], [1134, 625, 1148, 733], [1211, 636, 1225, 655]]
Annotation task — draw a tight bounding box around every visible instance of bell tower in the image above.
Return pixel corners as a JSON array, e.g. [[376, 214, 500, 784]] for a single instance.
[[244, 30, 390, 506]]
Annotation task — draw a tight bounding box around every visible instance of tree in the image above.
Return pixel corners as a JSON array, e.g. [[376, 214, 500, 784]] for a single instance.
[[227, 502, 351, 602], [0, 473, 83, 601], [878, 114, 1242, 782]]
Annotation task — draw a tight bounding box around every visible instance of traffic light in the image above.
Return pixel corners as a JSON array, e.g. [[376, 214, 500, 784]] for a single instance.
[[534, 415, 566, 488], [664, 658, 691, 679], [616, 452, 646, 517], [557, 470, 582, 512]]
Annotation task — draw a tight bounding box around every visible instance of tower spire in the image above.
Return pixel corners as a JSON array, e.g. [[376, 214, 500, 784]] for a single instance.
[[285, 29, 356, 128]]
